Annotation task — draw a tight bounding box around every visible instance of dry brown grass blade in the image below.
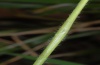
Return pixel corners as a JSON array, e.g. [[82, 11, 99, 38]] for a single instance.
[[0, 38, 14, 44], [11, 36, 38, 56], [16, 13, 64, 21], [0, 20, 99, 37], [0, 56, 21, 65], [0, 27, 58, 37], [33, 4, 74, 14], [0, 42, 48, 65], [70, 27, 100, 34], [74, 20, 100, 28], [50, 51, 84, 58]]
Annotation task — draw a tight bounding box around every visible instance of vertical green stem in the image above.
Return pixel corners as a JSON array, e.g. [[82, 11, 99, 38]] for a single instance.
[[33, 0, 89, 65]]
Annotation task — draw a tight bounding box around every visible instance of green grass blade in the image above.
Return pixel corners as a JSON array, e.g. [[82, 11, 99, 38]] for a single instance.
[[0, 34, 53, 53], [0, 2, 44, 8], [33, 0, 89, 65], [4, 53, 84, 65], [0, 0, 98, 4]]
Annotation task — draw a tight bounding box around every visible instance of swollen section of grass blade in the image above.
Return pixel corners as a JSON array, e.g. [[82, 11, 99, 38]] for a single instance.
[[33, 0, 89, 65]]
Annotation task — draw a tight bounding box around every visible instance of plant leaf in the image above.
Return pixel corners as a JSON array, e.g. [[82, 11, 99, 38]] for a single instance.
[[4, 53, 84, 65]]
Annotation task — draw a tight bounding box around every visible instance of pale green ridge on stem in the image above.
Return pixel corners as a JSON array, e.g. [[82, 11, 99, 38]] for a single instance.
[[33, 0, 89, 65]]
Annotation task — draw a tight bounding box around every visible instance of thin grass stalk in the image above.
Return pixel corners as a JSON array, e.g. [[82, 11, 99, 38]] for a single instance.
[[33, 0, 89, 65]]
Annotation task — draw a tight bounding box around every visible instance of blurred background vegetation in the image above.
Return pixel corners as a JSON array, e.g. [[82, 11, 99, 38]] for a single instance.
[[0, 0, 100, 65]]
